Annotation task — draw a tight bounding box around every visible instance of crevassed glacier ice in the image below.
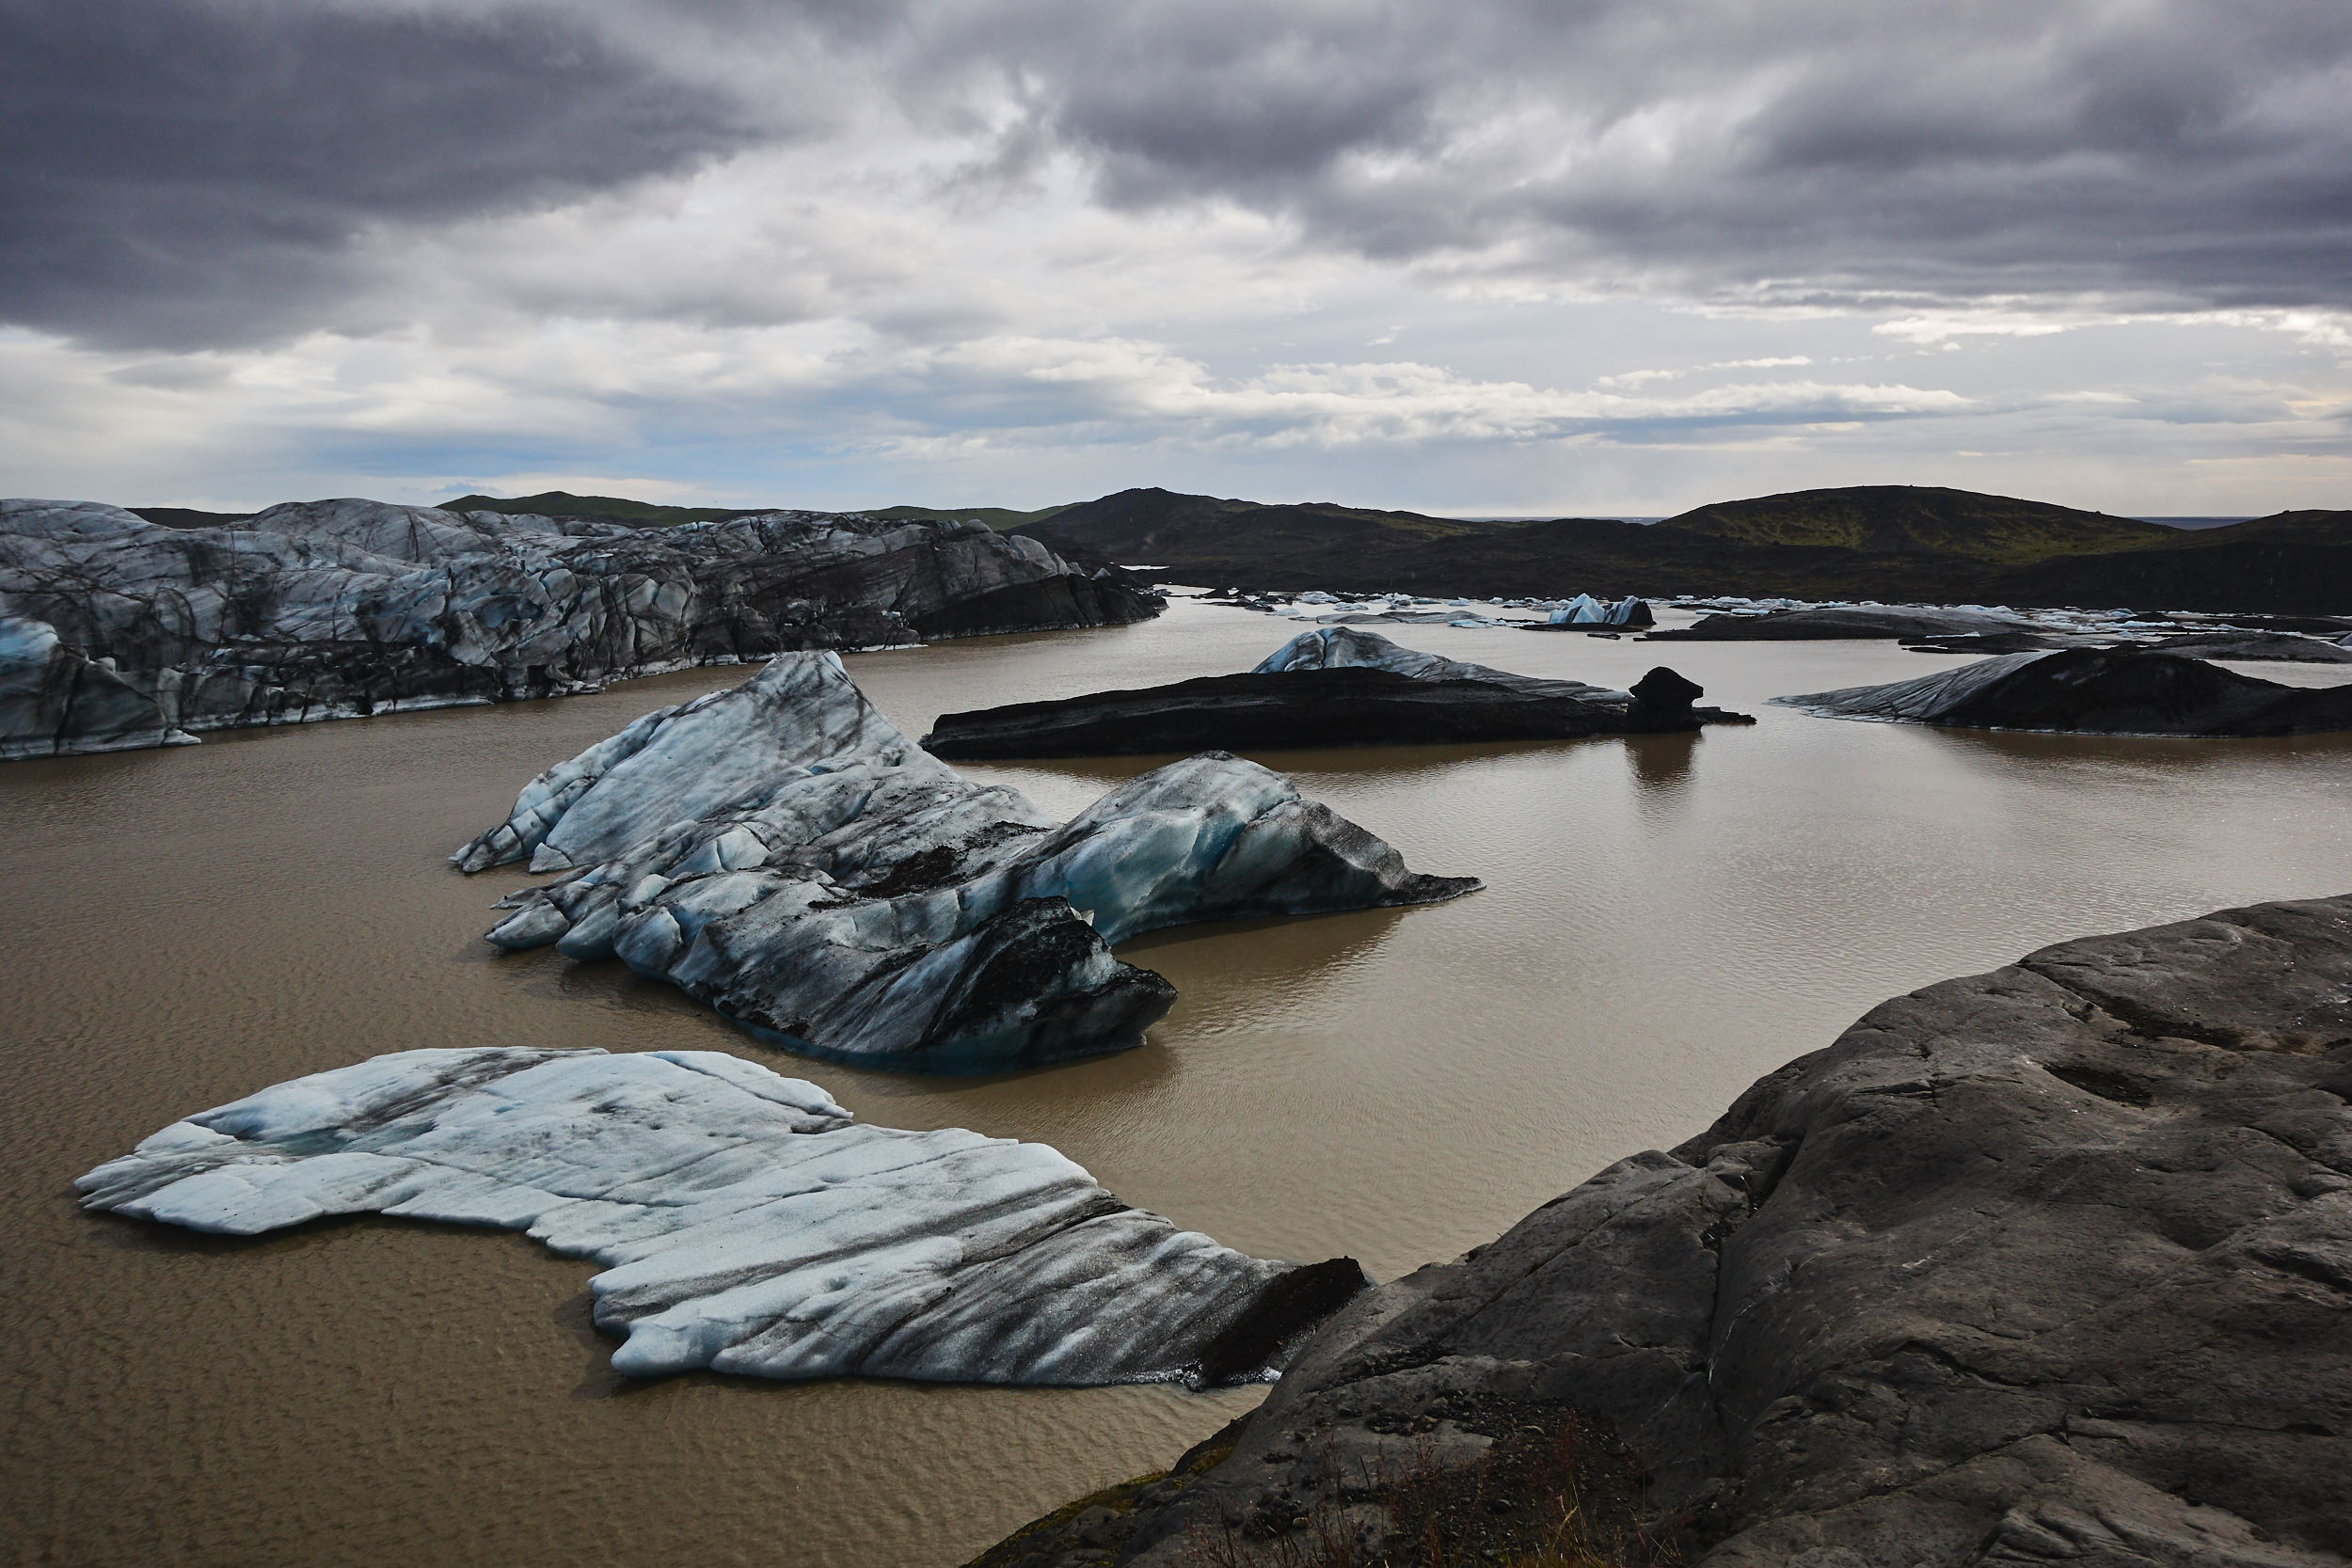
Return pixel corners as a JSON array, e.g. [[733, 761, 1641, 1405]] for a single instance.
[[0, 497, 1159, 762], [75, 1047, 1359, 1386], [455, 651, 1479, 1073]]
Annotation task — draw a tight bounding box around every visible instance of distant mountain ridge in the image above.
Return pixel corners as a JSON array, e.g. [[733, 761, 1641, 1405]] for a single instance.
[[443, 491, 745, 525], [121, 484, 2352, 612], [1655, 485, 2175, 562], [1011, 485, 2351, 613]]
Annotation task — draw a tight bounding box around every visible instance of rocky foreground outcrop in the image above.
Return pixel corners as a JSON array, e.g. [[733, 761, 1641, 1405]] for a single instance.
[[77, 1047, 1367, 1386], [921, 627, 1750, 760], [0, 497, 1159, 761], [1780, 647, 2352, 736], [983, 894, 2352, 1566], [458, 651, 1478, 1073]]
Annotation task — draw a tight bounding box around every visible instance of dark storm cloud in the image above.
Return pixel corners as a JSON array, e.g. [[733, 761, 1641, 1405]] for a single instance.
[[947, 0, 2352, 312], [8, 0, 2349, 356], [0, 0, 764, 348]]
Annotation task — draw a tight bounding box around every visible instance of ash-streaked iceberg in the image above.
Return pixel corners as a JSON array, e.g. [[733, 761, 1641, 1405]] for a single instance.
[[455, 651, 1479, 1073], [75, 1046, 1366, 1386], [1776, 646, 2352, 736]]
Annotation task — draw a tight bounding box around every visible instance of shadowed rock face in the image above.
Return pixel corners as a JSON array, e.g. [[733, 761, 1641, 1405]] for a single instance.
[[0, 498, 1160, 761], [1779, 646, 2352, 736], [74, 1047, 1369, 1387], [920, 627, 1750, 760], [456, 652, 1480, 1074], [986, 895, 2352, 1566]]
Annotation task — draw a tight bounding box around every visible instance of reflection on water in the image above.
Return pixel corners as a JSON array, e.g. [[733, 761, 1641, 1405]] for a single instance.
[[1624, 730, 1701, 796], [5, 597, 2350, 1568]]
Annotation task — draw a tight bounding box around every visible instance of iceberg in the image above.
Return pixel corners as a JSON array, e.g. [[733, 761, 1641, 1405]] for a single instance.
[[456, 651, 1480, 1073], [1543, 594, 1653, 628], [75, 1047, 1367, 1386], [1776, 647, 2352, 736]]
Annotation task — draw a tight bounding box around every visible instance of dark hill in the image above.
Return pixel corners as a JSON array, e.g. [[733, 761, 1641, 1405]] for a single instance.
[[863, 503, 1073, 531], [445, 491, 744, 526], [1015, 485, 2352, 612], [1999, 509, 2352, 612], [132, 507, 255, 530], [1655, 484, 2173, 562], [1016, 486, 1507, 562]]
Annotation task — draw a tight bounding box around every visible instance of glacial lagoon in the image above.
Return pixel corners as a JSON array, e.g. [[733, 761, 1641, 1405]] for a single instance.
[[7, 596, 2352, 1568]]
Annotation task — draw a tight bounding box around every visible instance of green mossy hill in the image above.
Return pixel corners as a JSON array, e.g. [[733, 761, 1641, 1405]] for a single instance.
[[444, 491, 744, 525], [1654, 485, 2174, 562], [866, 503, 1076, 531]]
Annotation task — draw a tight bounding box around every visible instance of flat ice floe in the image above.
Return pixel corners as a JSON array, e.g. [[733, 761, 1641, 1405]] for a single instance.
[[76, 1046, 1363, 1386]]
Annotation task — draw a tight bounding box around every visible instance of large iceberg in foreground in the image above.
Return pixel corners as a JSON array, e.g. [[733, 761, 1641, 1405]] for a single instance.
[[76, 1047, 1365, 1386], [454, 651, 1480, 1073]]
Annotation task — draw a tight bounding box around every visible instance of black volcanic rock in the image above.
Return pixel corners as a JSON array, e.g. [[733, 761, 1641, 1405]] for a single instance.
[[985, 894, 2352, 1566], [1628, 664, 1703, 718], [1780, 646, 2352, 736]]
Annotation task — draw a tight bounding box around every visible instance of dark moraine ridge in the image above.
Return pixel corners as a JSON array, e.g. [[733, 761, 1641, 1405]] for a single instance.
[[922, 664, 1748, 760], [978, 894, 2352, 1567], [1780, 647, 2352, 736], [1646, 605, 2042, 641]]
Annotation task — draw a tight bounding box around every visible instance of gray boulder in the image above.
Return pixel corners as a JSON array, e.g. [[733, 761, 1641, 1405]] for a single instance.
[[458, 652, 1479, 1073], [992, 894, 2352, 1565], [0, 497, 1160, 761]]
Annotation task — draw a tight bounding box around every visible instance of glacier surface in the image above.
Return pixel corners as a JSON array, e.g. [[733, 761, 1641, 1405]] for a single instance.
[[0, 497, 1157, 762]]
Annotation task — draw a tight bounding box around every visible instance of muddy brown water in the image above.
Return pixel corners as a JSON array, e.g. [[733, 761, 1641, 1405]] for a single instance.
[[6, 600, 2350, 1568]]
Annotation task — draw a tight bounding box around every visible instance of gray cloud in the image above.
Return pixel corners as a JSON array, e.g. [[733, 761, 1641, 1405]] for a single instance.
[[961, 0, 2352, 311], [0, 0, 766, 347], [7, 0, 2349, 356]]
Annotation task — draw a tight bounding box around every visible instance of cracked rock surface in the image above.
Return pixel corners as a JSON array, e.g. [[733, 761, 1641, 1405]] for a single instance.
[[0, 497, 1159, 761], [457, 651, 1480, 1073], [990, 894, 2352, 1565], [75, 1046, 1367, 1386]]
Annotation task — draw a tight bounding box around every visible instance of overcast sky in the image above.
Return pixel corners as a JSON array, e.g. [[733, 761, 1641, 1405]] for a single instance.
[[3, 0, 2346, 516]]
